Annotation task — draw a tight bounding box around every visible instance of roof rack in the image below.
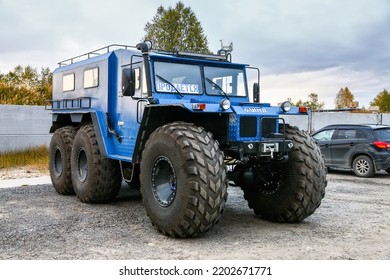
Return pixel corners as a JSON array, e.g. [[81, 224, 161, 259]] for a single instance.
[[58, 44, 136, 67], [153, 49, 231, 62]]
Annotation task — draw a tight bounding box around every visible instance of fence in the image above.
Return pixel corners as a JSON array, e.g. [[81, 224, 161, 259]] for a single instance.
[[284, 111, 389, 132], [0, 105, 52, 152], [0, 105, 389, 152]]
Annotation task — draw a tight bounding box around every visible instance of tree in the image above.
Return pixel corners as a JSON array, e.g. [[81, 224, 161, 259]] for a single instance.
[[335, 87, 354, 109], [304, 93, 325, 111], [370, 89, 390, 113], [143, 1, 210, 53], [289, 93, 325, 111], [0, 65, 52, 105]]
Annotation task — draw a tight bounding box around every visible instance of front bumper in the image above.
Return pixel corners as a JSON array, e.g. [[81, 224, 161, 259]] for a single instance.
[[226, 139, 293, 161]]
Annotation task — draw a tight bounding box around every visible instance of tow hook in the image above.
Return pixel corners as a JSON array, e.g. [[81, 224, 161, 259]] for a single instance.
[[262, 143, 278, 159], [269, 146, 275, 159]]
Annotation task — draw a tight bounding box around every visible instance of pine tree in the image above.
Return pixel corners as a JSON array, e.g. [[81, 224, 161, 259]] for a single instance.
[[143, 1, 210, 53]]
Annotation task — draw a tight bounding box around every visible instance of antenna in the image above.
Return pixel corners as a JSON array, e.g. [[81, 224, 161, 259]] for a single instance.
[[217, 39, 233, 56]]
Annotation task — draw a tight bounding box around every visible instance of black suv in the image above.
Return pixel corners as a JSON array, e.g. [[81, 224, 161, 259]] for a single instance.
[[311, 124, 390, 177]]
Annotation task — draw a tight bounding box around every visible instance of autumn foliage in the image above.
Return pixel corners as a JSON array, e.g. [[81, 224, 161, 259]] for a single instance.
[[0, 65, 52, 105]]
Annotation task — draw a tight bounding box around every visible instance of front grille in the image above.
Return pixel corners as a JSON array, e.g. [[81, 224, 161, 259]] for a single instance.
[[260, 117, 277, 138], [240, 116, 257, 137]]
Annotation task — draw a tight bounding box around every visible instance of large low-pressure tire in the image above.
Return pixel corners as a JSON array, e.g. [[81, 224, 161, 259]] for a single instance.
[[140, 122, 228, 238], [352, 155, 375, 178], [71, 124, 122, 203], [243, 124, 327, 223], [49, 126, 76, 195]]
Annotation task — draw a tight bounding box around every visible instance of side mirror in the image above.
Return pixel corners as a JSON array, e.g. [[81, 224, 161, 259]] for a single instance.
[[122, 67, 140, 97], [253, 82, 259, 103]]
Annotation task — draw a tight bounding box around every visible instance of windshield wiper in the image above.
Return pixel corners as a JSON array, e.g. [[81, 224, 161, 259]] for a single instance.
[[155, 74, 183, 98], [205, 78, 229, 100]]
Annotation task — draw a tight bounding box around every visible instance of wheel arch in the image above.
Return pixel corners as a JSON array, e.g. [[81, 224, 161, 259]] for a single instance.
[[50, 113, 92, 132], [132, 105, 229, 164], [350, 152, 376, 171], [49, 111, 107, 157]]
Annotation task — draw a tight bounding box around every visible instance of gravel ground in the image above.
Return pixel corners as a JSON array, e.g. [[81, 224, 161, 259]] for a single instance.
[[0, 169, 389, 260]]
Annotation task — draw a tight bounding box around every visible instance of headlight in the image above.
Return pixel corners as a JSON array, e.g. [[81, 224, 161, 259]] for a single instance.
[[220, 98, 231, 110], [280, 101, 291, 112]]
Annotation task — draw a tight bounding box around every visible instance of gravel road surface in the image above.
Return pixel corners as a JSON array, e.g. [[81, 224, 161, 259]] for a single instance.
[[1, 169, 389, 260]]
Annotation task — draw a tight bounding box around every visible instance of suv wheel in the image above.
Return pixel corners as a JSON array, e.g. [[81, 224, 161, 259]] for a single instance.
[[352, 155, 375, 178]]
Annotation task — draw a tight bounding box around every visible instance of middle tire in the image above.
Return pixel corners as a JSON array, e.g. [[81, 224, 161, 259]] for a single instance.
[[140, 122, 228, 238], [71, 124, 122, 203]]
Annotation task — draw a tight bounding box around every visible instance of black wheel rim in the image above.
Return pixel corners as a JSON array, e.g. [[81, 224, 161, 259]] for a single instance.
[[53, 147, 63, 177], [151, 156, 177, 207], [76, 148, 88, 182]]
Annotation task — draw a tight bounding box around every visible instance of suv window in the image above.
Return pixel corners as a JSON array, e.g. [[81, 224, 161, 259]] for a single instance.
[[312, 129, 335, 141], [334, 129, 366, 140], [373, 128, 390, 140], [335, 129, 357, 140], [335, 129, 368, 140]]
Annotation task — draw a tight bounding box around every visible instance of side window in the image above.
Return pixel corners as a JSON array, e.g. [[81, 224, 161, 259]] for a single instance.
[[63, 73, 75, 92], [335, 129, 357, 140], [142, 63, 148, 97], [312, 129, 335, 141], [357, 129, 367, 139], [134, 67, 140, 90], [84, 68, 99, 88]]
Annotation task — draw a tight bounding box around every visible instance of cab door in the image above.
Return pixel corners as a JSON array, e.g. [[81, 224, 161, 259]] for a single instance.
[[115, 63, 148, 161]]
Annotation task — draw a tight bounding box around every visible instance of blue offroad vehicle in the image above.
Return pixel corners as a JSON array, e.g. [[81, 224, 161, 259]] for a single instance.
[[48, 42, 326, 237]]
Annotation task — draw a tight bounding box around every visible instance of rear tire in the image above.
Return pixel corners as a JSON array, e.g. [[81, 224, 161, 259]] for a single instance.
[[140, 122, 228, 238], [353, 155, 375, 177], [71, 124, 122, 203], [242, 125, 327, 222], [49, 126, 76, 195]]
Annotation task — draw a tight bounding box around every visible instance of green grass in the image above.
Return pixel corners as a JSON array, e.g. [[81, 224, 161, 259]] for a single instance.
[[0, 145, 49, 171]]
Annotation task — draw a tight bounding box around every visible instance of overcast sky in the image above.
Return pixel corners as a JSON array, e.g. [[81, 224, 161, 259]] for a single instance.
[[1, 0, 389, 108]]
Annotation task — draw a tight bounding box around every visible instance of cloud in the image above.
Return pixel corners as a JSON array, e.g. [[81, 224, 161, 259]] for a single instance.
[[0, 0, 388, 109], [261, 66, 390, 108]]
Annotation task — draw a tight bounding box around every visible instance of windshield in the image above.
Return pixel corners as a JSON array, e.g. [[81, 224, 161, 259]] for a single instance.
[[204, 66, 246, 97], [154, 61, 202, 95], [153, 61, 247, 97]]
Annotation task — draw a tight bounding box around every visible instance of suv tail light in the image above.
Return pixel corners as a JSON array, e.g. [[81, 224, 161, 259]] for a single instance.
[[373, 141, 390, 149]]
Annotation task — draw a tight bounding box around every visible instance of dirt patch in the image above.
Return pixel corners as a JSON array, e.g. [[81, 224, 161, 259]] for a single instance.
[[0, 166, 49, 180], [0, 170, 389, 260]]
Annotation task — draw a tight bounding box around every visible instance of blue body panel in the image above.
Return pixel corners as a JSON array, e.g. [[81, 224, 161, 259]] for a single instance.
[[51, 46, 307, 163], [52, 49, 142, 162]]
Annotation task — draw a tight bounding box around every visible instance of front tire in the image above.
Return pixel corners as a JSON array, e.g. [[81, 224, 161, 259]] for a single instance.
[[49, 126, 76, 195], [243, 125, 327, 222], [140, 122, 228, 238], [71, 124, 122, 203]]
